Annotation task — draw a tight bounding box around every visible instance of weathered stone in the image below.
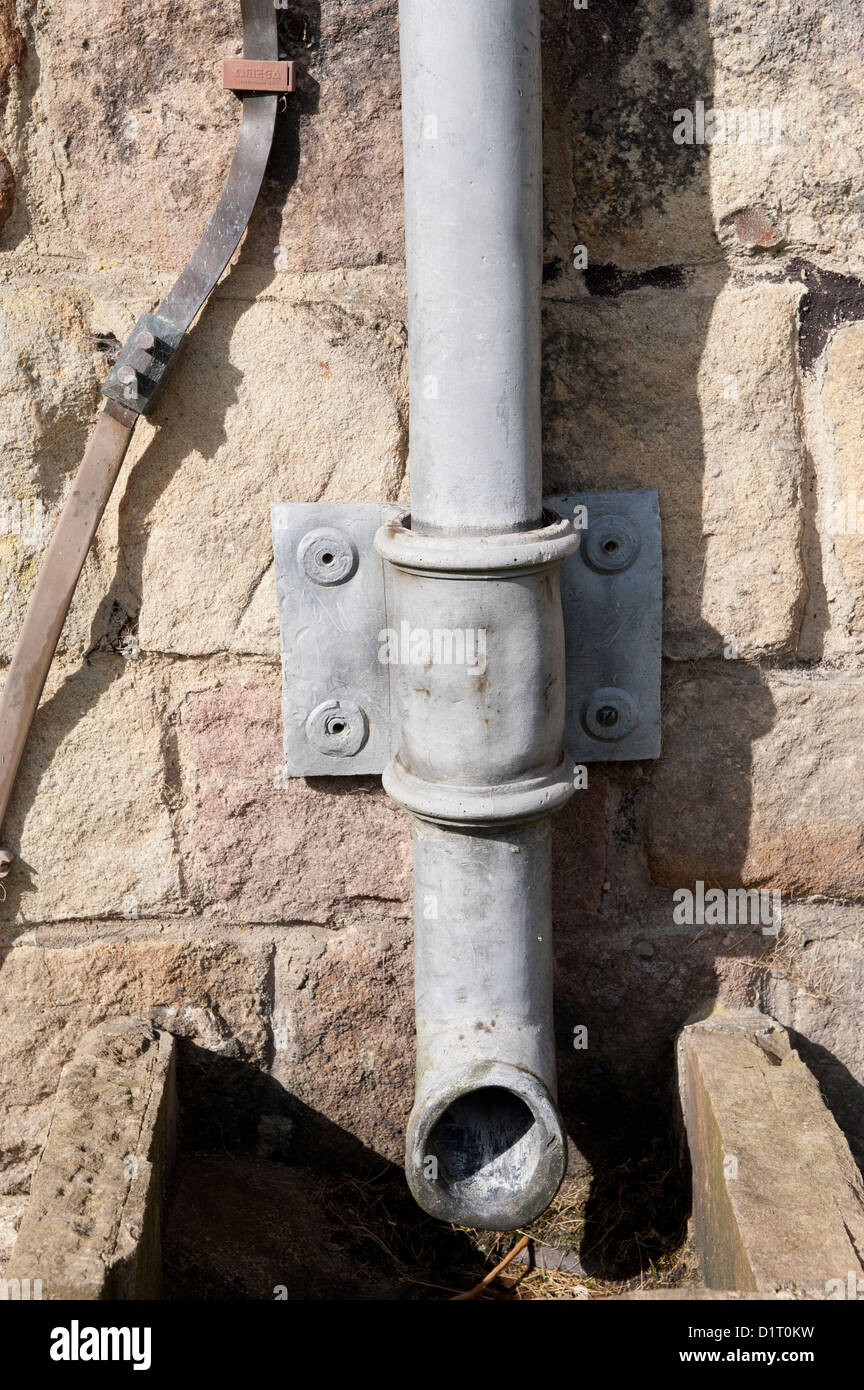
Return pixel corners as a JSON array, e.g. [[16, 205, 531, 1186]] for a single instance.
[[0, 658, 179, 924], [707, 4, 864, 279], [678, 1007, 864, 1294], [647, 667, 864, 900], [7, 1017, 176, 1300], [0, 940, 270, 1192], [544, 283, 805, 659], [180, 683, 411, 923], [552, 772, 609, 920], [810, 321, 864, 648], [0, 149, 13, 232], [0, 284, 113, 666], [0, 270, 407, 670], [126, 272, 407, 659], [763, 929, 864, 1168], [260, 0, 404, 274], [554, 895, 864, 1194], [8, 2, 245, 268], [8, 0, 402, 274], [560, 2, 864, 279], [272, 923, 414, 1165], [564, 0, 718, 273], [0, 1, 24, 99], [0, 1194, 26, 1275]]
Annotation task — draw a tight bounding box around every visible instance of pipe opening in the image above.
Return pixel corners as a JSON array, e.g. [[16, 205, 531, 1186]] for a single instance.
[[407, 1066, 567, 1227], [427, 1086, 545, 1208]]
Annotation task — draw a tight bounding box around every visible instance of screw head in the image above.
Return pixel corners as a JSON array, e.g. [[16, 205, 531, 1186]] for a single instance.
[[297, 528, 358, 586], [595, 705, 619, 728], [582, 687, 639, 742], [582, 514, 640, 574], [305, 699, 368, 757]]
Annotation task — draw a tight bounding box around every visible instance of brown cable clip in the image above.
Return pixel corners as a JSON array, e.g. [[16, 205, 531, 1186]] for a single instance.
[[222, 58, 295, 93]]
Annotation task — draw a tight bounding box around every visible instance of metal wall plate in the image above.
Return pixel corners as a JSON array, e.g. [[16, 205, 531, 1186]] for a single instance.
[[272, 491, 662, 776], [551, 490, 662, 763], [271, 502, 400, 776]]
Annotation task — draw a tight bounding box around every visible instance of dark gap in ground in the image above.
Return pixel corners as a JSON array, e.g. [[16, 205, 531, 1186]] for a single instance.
[[161, 1042, 693, 1300]]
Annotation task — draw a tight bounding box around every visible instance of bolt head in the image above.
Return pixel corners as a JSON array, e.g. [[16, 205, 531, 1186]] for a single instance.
[[582, 514, 640, 574], [297, 528, 358, 586], [596, 705, 619, 728], [305, 699, 368, 757], [582, 687, 639, 742]]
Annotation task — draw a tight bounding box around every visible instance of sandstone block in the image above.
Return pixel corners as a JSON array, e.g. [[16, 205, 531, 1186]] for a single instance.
[[272, 923, 414, 1165], [0, 659, 178, 925], [647, 668, 864, 900], [678, 1007, 864, 1294], [180, 683, 411, 922], [544, 284, 805, 659], [129, 276, 407, 659], [7, 1017, 175, 1300], [0, 939, 270, 1192]]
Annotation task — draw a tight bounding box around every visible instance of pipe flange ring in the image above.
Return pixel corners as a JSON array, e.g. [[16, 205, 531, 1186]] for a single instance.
[[581, 687, 639, 742], [375, 509, 579, 578], [582, 514, 640, 574], [383, 754, 576, 827], [297, 528, 358, 586], [305, 699, 368, 757]]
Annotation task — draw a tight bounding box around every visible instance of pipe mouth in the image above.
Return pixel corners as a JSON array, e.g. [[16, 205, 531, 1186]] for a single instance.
[[405, 1063, 567, 1230]]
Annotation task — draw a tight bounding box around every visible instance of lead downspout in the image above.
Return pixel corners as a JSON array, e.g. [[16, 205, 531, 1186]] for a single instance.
[[376, 0, 578, 1229]]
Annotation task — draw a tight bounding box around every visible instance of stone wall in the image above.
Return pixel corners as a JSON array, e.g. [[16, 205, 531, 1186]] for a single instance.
[[1, 0, 864, 1205]]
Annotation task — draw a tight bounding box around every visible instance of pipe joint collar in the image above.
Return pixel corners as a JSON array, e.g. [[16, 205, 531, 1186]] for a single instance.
[[384, 754, 575, 828], [375, 509, 579, 578]]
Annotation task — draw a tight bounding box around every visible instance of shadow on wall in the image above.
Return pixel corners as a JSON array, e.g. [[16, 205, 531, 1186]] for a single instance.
[[539, 0, 824, 1275], [3, 0, 860, 1285], [0, 11, 322, 921]]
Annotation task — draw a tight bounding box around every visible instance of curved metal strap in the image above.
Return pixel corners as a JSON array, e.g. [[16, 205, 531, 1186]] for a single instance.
[[157, 0, 279, 335], [104, 0, 280, 413], [0, 0, 283, 868]]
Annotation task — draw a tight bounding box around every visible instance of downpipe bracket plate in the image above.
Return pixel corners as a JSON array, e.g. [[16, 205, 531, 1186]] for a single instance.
[[557, 489, 662, 763], [271, 502, 400, 777], [271, 490, 662, 775]]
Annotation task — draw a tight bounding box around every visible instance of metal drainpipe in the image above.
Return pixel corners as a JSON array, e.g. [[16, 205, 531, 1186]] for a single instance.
[[375, 0, 579, 1230]]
